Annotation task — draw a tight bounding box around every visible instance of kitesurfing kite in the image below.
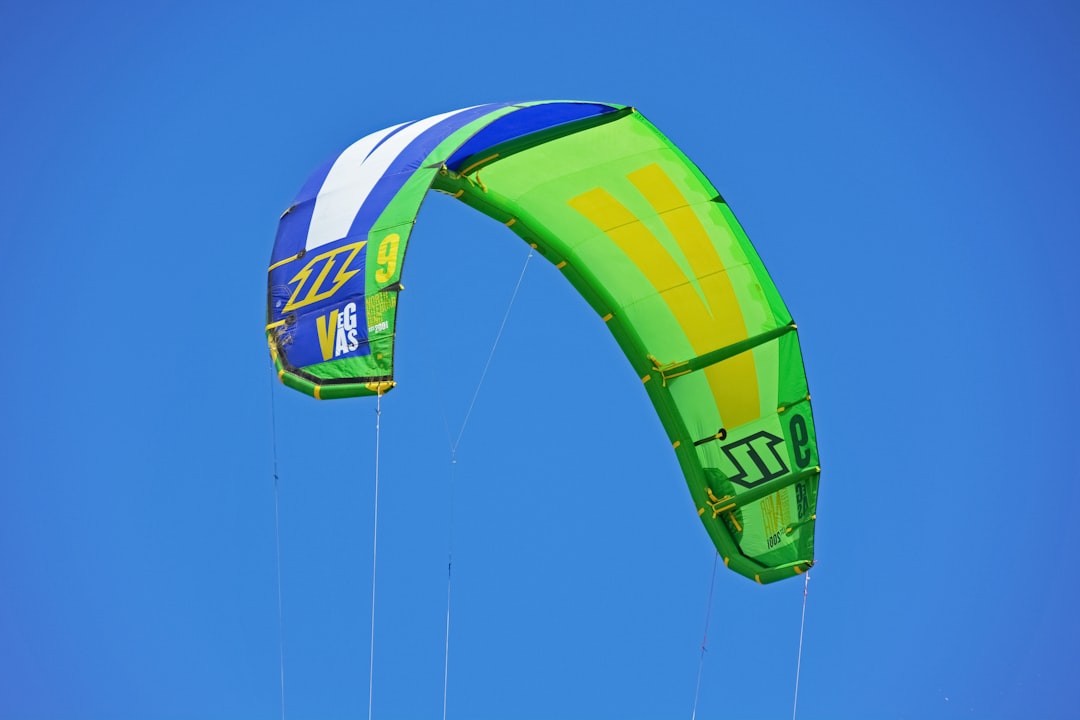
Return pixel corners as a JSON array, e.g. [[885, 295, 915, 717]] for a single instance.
[[266, 101, 820, 584]]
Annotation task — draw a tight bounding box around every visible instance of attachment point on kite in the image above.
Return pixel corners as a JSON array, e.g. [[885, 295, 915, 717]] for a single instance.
[[645, 354, 692, 386], [705, 487, 735, 518], [365, 381, 396, 395], [693, 428, 728, 446]]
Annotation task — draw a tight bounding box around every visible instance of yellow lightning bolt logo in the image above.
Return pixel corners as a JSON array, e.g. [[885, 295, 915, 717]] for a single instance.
[[281, 241, 366, 314]]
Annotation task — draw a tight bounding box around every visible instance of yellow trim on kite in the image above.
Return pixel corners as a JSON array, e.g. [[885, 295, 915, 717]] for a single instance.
[[505, 217, 517, 227], [726, 511, 742, 532], [313, 386, 322, 400], [556, 260, 567, 269], [365, 381, 396, 395], [602, 313, 613, 322], [649, 356, 693, 386], [461, 153, 499, 175], [268, 252, 304, 272], [705, 487, 735, 518], [779, 394, 812, 413]]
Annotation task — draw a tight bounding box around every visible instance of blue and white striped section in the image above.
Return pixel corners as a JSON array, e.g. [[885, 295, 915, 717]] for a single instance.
[[302, 121, 406, 250], [304, 104, 508, 251], [270, 100, 624, 269]]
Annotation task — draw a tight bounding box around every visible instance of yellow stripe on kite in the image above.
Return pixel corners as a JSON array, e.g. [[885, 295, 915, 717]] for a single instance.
[[268, 253, 303, 272], [461, 153, 499, 175], [567, 178, 759, 428], [628, 164, 759, 427]]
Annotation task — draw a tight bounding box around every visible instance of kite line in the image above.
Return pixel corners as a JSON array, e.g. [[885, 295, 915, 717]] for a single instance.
[[792, 571, 810, 720], [690, 552, 719, 720], [268, 373, 288, 720], [369, 391, 384, 720], [441, 248, 534, 720], [451, 248, 534, 453]]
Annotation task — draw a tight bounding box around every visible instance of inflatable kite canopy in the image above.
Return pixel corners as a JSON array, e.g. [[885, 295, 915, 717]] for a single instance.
[[267, 101, 820, 583]]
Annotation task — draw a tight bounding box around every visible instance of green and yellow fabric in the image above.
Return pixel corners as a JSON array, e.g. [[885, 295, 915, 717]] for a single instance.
[[267, 101, 820, 583]]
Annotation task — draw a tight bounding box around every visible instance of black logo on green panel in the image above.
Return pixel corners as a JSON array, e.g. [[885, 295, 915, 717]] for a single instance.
[[788, 413, 812, 469], [721, 431, 788, 488]]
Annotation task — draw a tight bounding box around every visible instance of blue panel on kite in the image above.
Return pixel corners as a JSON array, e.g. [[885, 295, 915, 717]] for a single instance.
[[444, 102, 620, 171]]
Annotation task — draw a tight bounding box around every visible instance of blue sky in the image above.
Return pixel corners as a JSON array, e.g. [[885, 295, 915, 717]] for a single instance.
[[2, 2, 1078, 718]]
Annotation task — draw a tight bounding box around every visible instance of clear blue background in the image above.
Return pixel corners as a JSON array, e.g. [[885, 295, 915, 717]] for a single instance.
[[2, 2, 1077, 718]]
